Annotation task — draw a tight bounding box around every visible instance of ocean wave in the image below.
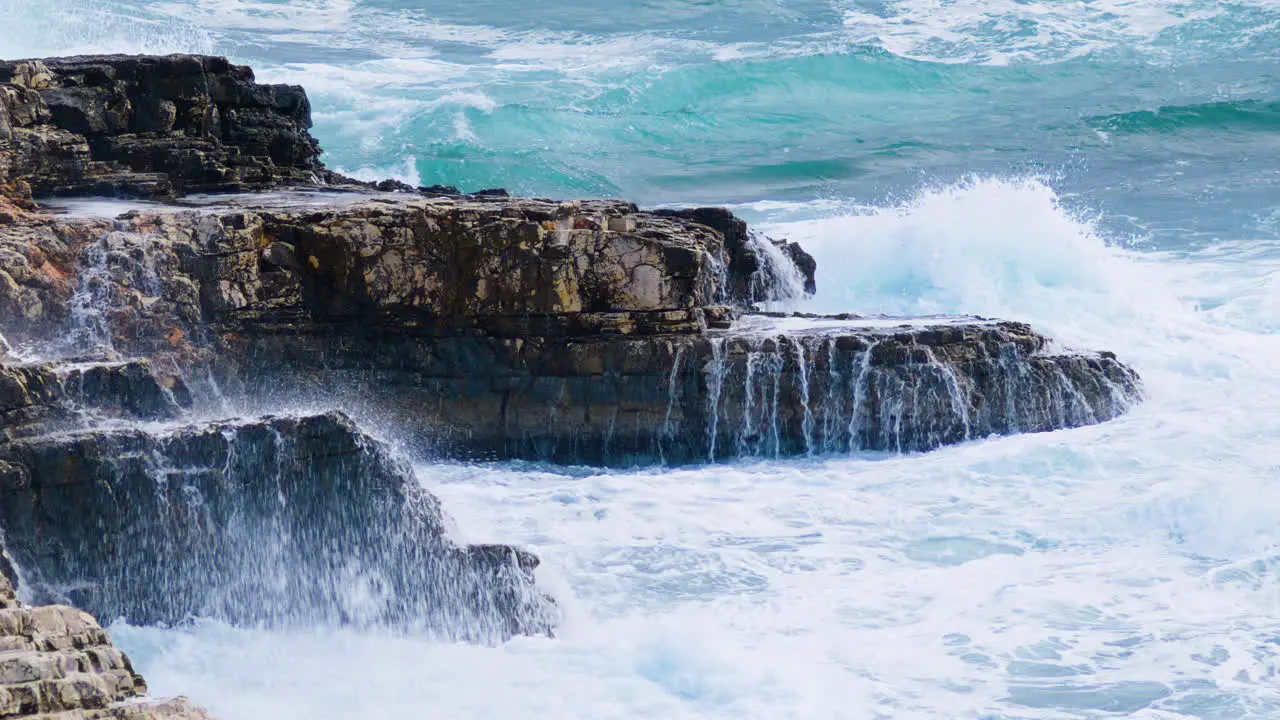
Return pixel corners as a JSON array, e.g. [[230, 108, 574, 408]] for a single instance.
[[757, 176, 1182, 349], [1089, 99, 1280, 134], [0, 0, 214, 56]]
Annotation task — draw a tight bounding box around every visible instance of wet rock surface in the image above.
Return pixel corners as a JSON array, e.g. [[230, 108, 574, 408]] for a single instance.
[[0, 189, 1141, 464], [0, 409, 555, 641], [0, 358, 189, 440], [0, 195, 813, 373], [0, 187, 1137, 464], [230, 316, 1140, 464], [0, 350, 555, 641]]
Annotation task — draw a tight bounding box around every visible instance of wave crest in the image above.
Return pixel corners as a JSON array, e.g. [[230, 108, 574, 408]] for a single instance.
[[759, 176, 1187, 352]]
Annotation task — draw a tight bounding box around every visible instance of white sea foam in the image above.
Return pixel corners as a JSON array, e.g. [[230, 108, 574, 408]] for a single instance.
[[759, 176, 1185, 351], [0, 0, 214, 56], [6, 0, 1279, 714], [836, 0, 1276, 64], [331, 157, 422, 187]]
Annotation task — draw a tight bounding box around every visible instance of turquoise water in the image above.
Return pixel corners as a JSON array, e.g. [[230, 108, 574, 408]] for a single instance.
[[7, 1, 1280, 717], [8, 0, 1280, 238]]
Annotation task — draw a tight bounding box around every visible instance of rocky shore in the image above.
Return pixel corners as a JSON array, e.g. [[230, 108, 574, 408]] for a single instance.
[[0, 51, 1143, 700]]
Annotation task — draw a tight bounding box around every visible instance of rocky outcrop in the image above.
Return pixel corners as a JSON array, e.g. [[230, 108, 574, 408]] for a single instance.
[[0, 568, 213, 720], [0, 196, 808, 359], [655, 207, 816, 300], [0, 55, 1140, 467], [0, 54, 322, 202], [0, 54, 1146, 692], [0, 356, 555, 642]]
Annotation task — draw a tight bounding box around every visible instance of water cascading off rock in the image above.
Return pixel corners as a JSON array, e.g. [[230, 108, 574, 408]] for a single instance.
[[0, 401, 557, 642]]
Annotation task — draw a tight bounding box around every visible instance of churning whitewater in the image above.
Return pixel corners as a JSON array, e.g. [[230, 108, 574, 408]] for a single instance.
[[5, 0, 1280, 718]]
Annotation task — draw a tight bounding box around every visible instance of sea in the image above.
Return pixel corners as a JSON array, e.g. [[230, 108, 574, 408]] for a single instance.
[[3, 0, 1279, 717]]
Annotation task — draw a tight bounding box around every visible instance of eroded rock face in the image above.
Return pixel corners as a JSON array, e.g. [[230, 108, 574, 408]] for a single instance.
[[0, 191, 1140, 465], [0, 352, 555, 641], [227, 316, 1141, 464], [0, 410, 555, 641], [655, 207, 817, 300], [0, 56, 1138, 475], [0, 196, 809, 356], [194, 198, 728, 328]]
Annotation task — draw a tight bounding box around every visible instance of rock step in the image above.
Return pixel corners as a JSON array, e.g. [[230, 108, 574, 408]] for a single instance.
[[0, 574, 212, 720], [0, 411, 557, 641], [19, 697, 213, 720], [1, 359, 191, 441], [0, 608, 110, 653], [228, 317, 1141, 464], [0, 670, 141, 717], [0, 647, 136, 685]]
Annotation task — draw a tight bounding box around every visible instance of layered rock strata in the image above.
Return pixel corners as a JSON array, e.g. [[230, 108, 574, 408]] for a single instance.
[[0, 53, 1145, 683], [0, 565, 213, 720], [0, 191, 1140, 464], [228, 315, 1139, 463], [0, 196, 809, 354]]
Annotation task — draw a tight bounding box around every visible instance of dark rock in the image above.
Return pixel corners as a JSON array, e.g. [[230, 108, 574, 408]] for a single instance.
[[781, 242, 817, 295], [261, 240, 299, 271], [0, 348, 555, 642], [374, 178, 416, 193], [167, 198, 729, 332], [0, 56, 1141, 477], [419, 184, 461, 196], [0, 191, 1141, 465], [226, 316, 1141, 464], [0, 54, 324, 200], [654, 206, 817, 304], [1, 358, 188, 441], [0, 410, 557, 641]]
